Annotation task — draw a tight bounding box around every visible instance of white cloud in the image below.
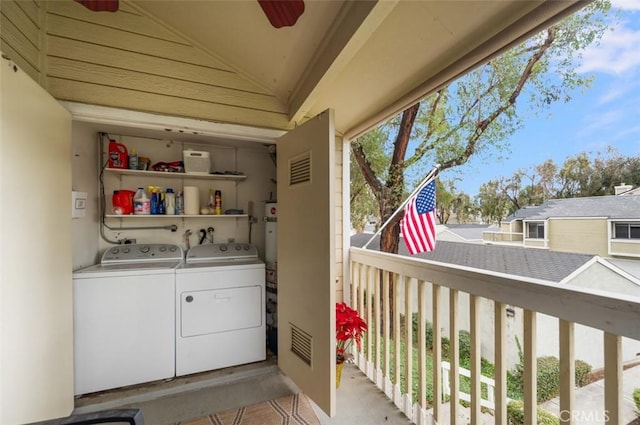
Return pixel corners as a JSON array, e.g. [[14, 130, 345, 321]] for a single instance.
[[580, 109, 625, 135], [612, 0, 640, 11], [578, 22, 640, 75]]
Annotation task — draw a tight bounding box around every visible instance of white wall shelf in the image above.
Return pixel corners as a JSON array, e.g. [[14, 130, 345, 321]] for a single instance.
[[105, 214, 248, 219], [105, 168, 247, 181]]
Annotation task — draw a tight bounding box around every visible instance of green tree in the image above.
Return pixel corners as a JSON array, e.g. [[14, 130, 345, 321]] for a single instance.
[[435, 179, 478, 224], [435, 179, 456, 224], [452, 192, 478, 224], [350, 128, 388, 232], [557, 152, 597, 197], [536, 159, 559, 201], [351, 1, 611, 253], [476, 180, 510, 225]]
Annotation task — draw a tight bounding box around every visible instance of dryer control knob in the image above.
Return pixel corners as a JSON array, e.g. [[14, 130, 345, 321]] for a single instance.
[[140, 246, 150, 253], [220, 245, 228, 252], [235, 245, 241, 251]]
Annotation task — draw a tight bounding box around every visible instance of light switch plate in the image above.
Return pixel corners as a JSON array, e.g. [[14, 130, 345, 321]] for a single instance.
[[72, 191, 87, 218]]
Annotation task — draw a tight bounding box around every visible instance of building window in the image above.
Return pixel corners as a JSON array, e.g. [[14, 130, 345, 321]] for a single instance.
[[526, 222, 545, 239], [613, 223, 640, 239]]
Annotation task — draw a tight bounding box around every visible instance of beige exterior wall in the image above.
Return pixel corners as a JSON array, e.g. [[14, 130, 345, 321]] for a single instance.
[[548, 218, 608, 256], [524, 239, 546, 248], [513, 221, 523, 233], [609, 241, 640, 258], [1, 0, 289, 130]]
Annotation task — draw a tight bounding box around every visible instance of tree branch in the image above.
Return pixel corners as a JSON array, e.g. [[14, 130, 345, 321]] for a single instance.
[[351, 142, 383, 201], [439, 28, 556, 171]]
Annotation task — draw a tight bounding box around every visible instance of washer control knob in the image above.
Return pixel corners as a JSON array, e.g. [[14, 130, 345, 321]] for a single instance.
[[220, 245, 227, 252], [111, 248, 120, 254], [235, 245, 241, 251], [159, 246, 167, 252], [185, 295, 194, 303], [169, 246, 177, 252], [244, 244, 250, 250], [140, 246, 150, 253], [122, 247, 130, 254]]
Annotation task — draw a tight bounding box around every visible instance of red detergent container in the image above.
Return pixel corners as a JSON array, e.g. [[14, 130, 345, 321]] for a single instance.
[[108, 140, 128, 169], [112, 190, 135, 215]]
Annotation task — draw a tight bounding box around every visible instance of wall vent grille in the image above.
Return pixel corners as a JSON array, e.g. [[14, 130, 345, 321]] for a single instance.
[[290, 323, 312, 365], [288, 152, 311, 186]]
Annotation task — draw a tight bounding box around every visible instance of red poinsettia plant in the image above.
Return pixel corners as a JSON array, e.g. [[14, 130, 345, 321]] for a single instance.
[[336, 302, 367, 364]]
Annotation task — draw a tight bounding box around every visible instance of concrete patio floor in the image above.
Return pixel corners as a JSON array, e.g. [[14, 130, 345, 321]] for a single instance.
[[73, 360, 411, 425]]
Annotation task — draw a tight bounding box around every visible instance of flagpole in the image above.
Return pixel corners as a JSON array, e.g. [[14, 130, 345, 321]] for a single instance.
[[362, 164, 440, 249]]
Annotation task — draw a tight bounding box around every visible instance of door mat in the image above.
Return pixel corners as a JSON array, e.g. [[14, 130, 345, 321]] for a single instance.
[[178, 393, 321, 425]]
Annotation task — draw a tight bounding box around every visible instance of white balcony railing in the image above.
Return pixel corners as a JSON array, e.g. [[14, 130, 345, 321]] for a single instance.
[[349, 246, 640, 425], [482, 231, 524, 243], [441, 361, 513, 411]]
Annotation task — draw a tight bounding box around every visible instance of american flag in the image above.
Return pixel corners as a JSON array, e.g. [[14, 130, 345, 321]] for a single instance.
[[401, 179, 437, 255]]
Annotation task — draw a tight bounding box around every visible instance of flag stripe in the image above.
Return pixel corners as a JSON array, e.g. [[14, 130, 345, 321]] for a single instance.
[[401, 179, 437, 255]]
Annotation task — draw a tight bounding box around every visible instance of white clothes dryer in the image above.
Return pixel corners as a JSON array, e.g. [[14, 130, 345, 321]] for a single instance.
[[72, 244, 183, 395], [175, 243, 265, 376]]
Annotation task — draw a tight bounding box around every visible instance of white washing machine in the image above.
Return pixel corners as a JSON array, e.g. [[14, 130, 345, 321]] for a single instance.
[[175, 243, 265, 376], [72, 243, 183, 395]]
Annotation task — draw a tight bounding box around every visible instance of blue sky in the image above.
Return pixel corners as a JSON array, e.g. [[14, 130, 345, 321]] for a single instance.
[[446, 0, 640, 197]]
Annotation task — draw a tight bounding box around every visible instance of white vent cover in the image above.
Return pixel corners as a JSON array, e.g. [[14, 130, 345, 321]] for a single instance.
[[288, 152, 311, 186], [290, 323, 312, 365]]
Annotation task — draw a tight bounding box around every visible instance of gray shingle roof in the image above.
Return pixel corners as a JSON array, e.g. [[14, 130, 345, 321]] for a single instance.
[[351, 233, 594, 283], [440, 224, 494, 241], [503, 196, 640, 222]]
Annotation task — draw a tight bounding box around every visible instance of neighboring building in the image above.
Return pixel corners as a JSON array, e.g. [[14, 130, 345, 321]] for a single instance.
[[437, 223, 496, 244], [484, 194, 640, 258], [351, 234, 640, 369]]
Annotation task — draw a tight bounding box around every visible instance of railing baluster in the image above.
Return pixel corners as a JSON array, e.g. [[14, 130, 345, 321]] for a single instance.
[[358, 265, 366, 319], [374, 267, 382, 388], [351, 261, 359, 366], [358, 265, 366, 369], [383, 270, 391, 398], [559, 320, 575, 425], [523, 310, 537, 425], [351, 262, 364, 306], [604, 332, 622, 425], [432, 284, 442, 423], [394, 274, 402, 408], [367, 266, 374, 378], [418, 280, 427, 410], [494, 302, 507, 425], [470, 294, 481, 425], [449, 289, 460, 425], [404, 276, 413, 416]]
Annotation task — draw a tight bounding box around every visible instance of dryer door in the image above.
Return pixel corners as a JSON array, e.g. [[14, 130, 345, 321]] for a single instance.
[[181, 285, 262, 337]]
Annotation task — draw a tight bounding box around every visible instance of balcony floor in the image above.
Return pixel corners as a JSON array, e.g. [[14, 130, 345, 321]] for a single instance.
[[73, 360, 412, 425]]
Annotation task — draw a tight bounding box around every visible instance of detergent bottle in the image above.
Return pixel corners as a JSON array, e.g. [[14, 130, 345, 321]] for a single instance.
[[133, 187, 150, 215], [128, 147, 138, 170], [108, 140, 128, 169]]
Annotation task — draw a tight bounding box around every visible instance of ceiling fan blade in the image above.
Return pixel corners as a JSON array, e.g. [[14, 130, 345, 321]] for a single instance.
[[74, 0, 119, 12], [258, 0, 305, 28]]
